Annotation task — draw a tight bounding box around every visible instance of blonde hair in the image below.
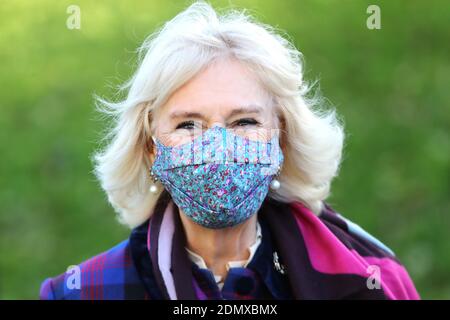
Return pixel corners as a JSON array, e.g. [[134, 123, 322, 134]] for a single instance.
[[92, 0, 345, 228]]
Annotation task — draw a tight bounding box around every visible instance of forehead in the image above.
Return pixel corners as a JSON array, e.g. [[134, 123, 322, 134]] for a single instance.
[[160, 57, 272, 117]]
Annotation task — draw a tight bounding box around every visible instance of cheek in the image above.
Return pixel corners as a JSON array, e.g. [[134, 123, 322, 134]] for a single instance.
[[250, 115, 281, 142], [265, 110, 283, 137], [154, 124, 198, 147], [155, 131, 189, 147], [165, 134, 192, 146]]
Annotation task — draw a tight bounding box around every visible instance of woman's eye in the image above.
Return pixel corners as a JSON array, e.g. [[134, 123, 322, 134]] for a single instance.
[[176, 120, 196, 130], [234, 118, 259, 127]]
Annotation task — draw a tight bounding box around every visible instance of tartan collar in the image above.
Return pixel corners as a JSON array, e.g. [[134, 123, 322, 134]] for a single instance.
[[134, 190, 382, 300]]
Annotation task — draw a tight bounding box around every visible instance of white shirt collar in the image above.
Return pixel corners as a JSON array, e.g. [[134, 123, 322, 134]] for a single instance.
[[185, 221, 263, 289]]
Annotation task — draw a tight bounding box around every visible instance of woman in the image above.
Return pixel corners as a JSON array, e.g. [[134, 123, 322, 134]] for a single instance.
[[40, 2, 420, 300]]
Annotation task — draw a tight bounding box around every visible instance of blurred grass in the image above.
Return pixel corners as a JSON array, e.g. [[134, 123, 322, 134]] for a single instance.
[[0, 0, 449, 299]]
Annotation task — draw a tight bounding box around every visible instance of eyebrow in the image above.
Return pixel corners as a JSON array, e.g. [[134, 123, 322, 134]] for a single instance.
[[169, 105, 264, 120]]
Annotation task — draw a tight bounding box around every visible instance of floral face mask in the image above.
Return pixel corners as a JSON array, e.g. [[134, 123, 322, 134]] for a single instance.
[[151, 125, 284, 229]]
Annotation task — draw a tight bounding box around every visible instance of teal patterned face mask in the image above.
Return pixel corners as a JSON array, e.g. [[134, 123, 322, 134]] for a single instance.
[[151, 125, 284, 229]]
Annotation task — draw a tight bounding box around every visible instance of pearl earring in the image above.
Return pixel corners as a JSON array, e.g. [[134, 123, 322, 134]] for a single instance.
[[149, 169, 158, 194], [270, 166, 282, 190], [270, 178, 281, 190]]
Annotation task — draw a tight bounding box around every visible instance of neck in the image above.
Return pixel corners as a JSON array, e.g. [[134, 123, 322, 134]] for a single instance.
[[179, 211, 258, 279]]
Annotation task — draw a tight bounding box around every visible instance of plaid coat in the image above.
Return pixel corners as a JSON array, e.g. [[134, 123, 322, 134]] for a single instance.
[[40, 191, 420, 300]]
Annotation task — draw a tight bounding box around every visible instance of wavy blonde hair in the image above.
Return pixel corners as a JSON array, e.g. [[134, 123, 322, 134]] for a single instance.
[[92, 1, 345, 228]]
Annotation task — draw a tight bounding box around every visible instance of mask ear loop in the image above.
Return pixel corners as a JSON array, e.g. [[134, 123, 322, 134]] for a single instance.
[[149, 135, 159, 194], [269, 131, 283, 191], [270, 166, 282, 190]]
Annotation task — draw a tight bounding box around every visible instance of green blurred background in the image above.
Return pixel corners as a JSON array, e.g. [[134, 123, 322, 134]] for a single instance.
[[0, 0, 449, 299]]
